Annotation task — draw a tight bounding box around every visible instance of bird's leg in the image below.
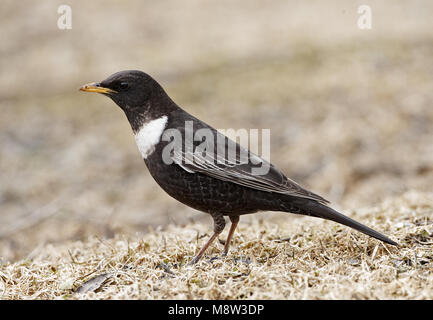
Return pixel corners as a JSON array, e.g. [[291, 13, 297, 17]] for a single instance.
[[223, 216, 240, 256], [189, 214, 225, 265]]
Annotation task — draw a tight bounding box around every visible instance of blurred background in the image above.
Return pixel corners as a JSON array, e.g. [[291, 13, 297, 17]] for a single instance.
[[1, 0, 432, 262]]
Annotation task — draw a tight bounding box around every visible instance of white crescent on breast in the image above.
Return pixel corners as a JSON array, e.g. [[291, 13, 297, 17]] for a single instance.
[[134, 116, 168, 159]]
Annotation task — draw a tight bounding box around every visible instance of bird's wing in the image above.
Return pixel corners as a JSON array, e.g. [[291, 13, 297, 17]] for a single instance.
[[166, 125, 329, 205]]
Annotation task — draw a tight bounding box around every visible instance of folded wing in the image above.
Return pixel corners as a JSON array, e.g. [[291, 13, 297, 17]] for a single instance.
[[168, 126, 329, 205]]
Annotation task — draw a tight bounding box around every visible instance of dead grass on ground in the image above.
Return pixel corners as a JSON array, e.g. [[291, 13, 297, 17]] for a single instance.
[[1, 191, 432, 300]]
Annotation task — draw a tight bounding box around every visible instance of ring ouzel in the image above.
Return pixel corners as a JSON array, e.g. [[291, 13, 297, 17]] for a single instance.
[[80, 70, 397, 264]]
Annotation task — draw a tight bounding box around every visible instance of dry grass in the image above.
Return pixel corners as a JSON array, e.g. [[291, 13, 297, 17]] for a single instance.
[[1, 191, 432, 300]]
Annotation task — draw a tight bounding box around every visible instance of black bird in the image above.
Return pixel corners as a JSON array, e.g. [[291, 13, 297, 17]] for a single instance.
[[80, 70, 397, 264]]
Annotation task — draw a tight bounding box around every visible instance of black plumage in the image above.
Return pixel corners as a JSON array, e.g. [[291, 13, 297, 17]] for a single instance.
[[80, 70, 398, 264]]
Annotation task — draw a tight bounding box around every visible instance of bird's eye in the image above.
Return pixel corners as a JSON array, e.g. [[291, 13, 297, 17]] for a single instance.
[[119, 82, 129, 90]]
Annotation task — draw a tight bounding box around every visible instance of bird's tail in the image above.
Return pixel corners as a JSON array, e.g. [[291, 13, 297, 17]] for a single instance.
[[290, 199, 398, 246]]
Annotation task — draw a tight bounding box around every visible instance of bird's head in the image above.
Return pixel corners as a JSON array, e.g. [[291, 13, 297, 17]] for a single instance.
[[80, 70, 166, 109], [80, 70, 177, 130]]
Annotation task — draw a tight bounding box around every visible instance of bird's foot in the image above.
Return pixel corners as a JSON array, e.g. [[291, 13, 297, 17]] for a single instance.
[[188, 255, 201, 266], [188, 255, 226, 265]]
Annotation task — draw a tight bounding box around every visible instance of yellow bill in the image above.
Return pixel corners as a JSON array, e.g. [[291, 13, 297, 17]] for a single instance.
[[79, 82, 117, 94]]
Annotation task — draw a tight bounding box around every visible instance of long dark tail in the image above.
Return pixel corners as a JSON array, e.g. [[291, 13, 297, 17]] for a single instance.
[[283, 198, 398, 246]]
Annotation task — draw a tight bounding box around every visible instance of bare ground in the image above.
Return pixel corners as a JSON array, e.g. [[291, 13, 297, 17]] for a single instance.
[[1, 191, 432, 299]]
